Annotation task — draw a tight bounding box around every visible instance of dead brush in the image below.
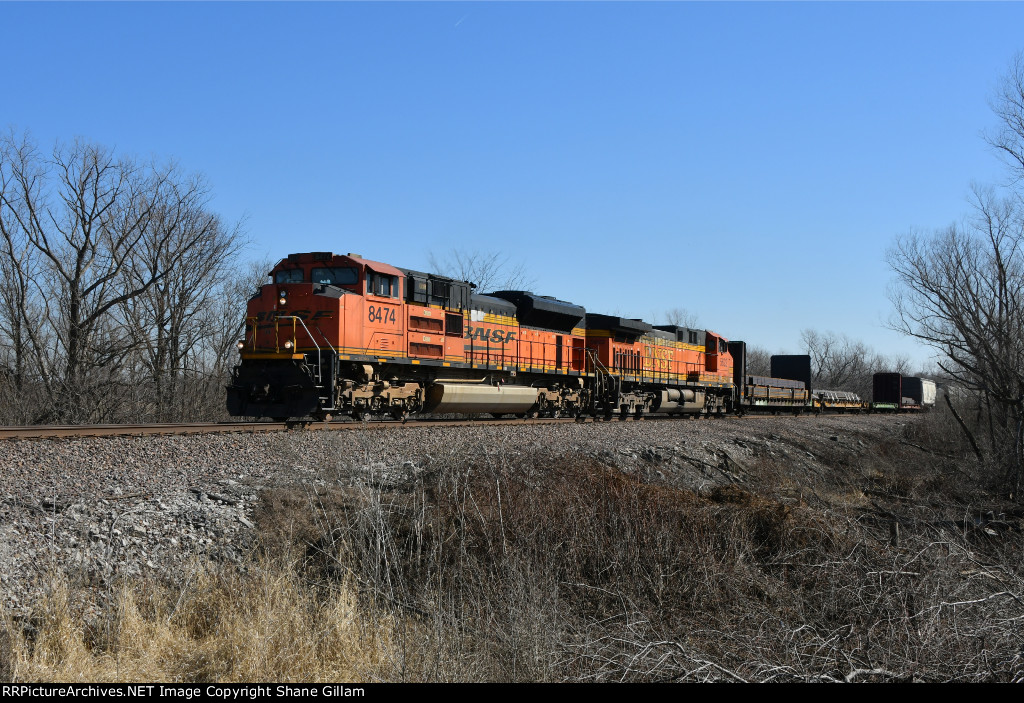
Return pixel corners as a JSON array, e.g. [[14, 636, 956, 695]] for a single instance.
[[255, 447, 914, 680], [259, 438, 1024, 682]]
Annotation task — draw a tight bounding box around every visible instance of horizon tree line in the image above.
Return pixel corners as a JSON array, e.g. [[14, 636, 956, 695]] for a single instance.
[[0, 130, 265, 424]]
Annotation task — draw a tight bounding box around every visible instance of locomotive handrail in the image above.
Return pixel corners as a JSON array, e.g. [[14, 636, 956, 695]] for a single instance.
[[273, 315, 337, 354], [584, 348, 619, 416], [274, 315, 337, 393], [304, 318, 339, 356]]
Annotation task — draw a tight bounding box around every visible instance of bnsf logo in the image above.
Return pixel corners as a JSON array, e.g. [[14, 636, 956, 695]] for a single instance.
[[465, 326, 515, 344]]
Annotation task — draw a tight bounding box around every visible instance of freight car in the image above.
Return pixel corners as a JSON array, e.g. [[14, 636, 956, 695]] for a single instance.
[[871, 373, 936, 411], [225, 250, 913, 422], [728, 349, 867, 414]]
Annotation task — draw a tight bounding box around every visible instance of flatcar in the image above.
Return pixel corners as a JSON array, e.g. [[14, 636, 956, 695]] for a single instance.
[[728, 349, 872, 414]]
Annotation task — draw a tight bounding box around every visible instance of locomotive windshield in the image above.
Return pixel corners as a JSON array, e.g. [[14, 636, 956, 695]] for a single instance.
[[274, 268, 304, 283], [312, 267, 358, 286]]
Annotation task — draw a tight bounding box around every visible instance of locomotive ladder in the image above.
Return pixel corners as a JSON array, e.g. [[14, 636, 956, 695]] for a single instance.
[[276, 315, 339, 410], [584, 349, 619, 416]]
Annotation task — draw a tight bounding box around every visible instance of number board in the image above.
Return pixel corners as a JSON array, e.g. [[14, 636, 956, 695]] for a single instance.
[[367, 304, 397, 325]]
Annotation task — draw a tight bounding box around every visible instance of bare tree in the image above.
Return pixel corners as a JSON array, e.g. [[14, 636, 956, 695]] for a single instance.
[[0, 165, 45, 422], [427, 248, 535, 292], [800, 329, 906, 399], [202, 256, 272, 378], [986, 51, 1024, 184], [801, 329, 871, 389], [744, 345, 772, 377], [660, 307, 699, 329], [0, 131, 245, 423], [186, 256, 274, 418], [887, 187, 1024, 494], [119, 191, 245, 421]]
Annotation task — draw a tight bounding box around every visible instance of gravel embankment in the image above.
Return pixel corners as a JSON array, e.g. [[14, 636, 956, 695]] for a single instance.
[[0, 414, 913, 613]]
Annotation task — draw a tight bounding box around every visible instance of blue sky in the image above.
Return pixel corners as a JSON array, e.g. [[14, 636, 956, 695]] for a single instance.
[[4, 1, 1023, 368]]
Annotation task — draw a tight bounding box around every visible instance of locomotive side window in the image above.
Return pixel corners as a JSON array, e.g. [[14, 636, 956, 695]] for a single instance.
[[366, 271, 398, 298], [719, 339, 727, 354], [274, 268, 304, 283], [311, 267, 358, 286]]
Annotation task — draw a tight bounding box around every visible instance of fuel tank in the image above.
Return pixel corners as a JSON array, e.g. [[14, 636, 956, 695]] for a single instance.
[[424, 384, 539, 414], [652, 388, 703, 414]]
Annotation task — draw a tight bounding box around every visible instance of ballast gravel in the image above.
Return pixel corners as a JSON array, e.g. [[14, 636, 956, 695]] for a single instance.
[[0, 414, 912, 614]]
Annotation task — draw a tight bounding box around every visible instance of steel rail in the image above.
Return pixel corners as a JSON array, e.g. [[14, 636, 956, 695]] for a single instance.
[[0, 421, 295, 439], [0, 409, 884, 441], [0, 416, 603, 440]]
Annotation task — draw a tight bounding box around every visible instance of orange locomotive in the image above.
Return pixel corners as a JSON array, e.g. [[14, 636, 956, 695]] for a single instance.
[[227, 251, 737, 421]]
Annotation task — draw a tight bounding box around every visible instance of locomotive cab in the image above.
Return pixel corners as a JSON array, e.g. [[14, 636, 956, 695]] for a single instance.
[[230, 252, 414, 420], [240, 252, 407, 356]]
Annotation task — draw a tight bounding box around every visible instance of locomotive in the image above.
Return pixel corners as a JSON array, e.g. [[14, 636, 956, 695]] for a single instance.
[[226, 251, 932, 422]]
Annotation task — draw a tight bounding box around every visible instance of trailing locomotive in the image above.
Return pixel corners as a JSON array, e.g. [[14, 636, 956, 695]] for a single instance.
[[226, 251, 930, 422]]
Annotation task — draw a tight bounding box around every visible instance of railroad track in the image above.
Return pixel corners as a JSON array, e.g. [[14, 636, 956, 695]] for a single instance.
[[0, 412, 760, 440], [0, 416, 597, 440], [0, 408, 880, 441]]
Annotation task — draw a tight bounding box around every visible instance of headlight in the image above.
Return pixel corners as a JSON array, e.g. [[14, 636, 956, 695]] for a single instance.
[[284, 340, 294, 350], [236, 341, 245, 350], [279, 296, 287, 306]]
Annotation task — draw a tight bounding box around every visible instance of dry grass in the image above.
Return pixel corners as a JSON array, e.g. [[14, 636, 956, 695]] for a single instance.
[[5, 560, 403, 682], [0, 626, 14, 683]]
